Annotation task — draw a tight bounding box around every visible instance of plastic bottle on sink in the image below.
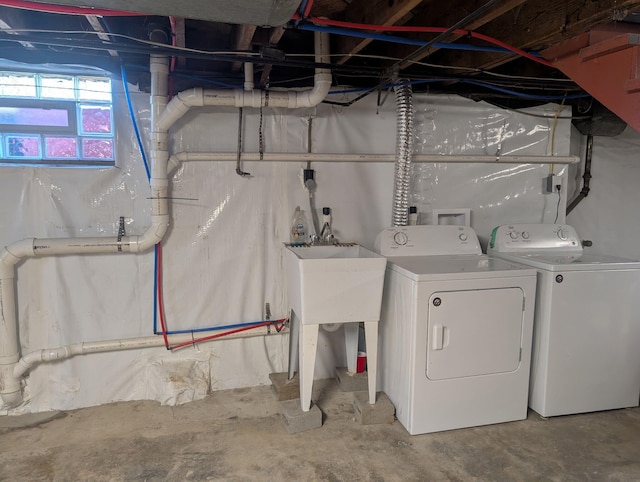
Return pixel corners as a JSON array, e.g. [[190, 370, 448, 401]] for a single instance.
[[290, 206, 308, 246]]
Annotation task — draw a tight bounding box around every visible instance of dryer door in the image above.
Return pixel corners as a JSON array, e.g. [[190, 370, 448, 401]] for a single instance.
[[426, 288, 524, 380]]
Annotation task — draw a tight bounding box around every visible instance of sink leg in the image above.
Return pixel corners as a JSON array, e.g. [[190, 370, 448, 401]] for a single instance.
[[364, 321, 378, 405], [287, 310, 299, 380], [300, 323, 319, 412], [344, 323, 359, 373]]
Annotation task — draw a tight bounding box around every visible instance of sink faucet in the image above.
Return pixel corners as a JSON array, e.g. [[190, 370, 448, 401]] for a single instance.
[[318, 207, 337, 245]]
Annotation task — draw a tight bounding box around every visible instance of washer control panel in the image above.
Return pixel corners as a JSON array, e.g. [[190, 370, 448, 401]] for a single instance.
[[489, 224, 582, 253], [375, 225, 482, 256]]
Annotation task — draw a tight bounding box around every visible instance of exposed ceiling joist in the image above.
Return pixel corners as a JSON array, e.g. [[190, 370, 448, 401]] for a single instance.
[[441, 0, 640, 72], [84, 15, 118, 57], [231, 24, 257, 72], [336, 0, 423, 65], [173, 17, 186, 68], [393, 0, 527, 70], [260, 26, 286, 87]]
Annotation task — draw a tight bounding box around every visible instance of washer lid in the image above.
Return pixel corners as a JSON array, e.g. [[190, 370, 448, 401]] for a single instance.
[[491, 252, 640, 272], [386, 254, 536, 281]]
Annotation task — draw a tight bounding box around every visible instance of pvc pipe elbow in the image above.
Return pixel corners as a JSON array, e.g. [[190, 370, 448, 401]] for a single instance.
[[5, 238, 35, 261], [0, 362, 22, 407], [167, 156, 182, 175], [0, 387, 22, 408], [133, 215, 169, 252], [0, 239, 34, 277], [156, 88, 203, 131]]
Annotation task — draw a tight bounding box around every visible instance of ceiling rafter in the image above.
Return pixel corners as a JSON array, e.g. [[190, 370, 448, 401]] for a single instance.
[[259, 27, 286, 87], [231, 24, 258, 72], [438, 0, 640, 72], [84, 15, 118, 57], [392, 0, 527, 70], [336, 0, 424, 65]]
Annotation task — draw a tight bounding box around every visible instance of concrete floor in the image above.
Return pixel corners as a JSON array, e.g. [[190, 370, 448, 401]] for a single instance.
[[0, 380, 639, 481]]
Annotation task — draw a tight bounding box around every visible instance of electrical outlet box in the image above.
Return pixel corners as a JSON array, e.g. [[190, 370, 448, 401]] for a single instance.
[[545, 174, 562, 193]]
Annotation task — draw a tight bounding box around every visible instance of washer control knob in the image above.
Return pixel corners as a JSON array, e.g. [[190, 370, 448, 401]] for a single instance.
[[521, 231, 529, 240], [459, 233, 468, 241], [393, 231, 408, 246], [509, 231, 519, 240], [557, 229, 567, 241]]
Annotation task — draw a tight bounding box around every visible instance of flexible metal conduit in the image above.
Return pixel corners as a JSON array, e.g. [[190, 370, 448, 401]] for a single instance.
[[391, 83, 414, 227]]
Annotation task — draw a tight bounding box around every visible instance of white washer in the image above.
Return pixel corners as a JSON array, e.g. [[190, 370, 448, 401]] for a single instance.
[[488, 223, 640, 417], [375, 225, 537, 435]]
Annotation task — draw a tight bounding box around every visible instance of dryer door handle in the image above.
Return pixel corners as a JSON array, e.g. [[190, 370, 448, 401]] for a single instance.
[[432, 325, 445, 350]]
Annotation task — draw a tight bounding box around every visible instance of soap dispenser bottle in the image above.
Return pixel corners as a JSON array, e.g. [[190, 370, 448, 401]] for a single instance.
[[290, 206, 308, 246]]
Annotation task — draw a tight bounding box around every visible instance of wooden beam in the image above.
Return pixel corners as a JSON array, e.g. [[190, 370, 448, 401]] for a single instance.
[[85, 15, 118, 57], [231, 24, 258, 72], [173, 17, 186, 68], [259, 27, 286, 88], [438, 0, 640, 71], [386, 0, 526, 69], [0, 14, 34, 49], [336, 0, 424, 65]]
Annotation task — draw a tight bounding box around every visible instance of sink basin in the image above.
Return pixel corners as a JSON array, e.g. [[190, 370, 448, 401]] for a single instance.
[[285, 244, 387, 325]]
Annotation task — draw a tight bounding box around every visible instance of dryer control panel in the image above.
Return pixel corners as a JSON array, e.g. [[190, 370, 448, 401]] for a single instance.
[[375, 225, 481, 256], [489, 224, 582, 254]]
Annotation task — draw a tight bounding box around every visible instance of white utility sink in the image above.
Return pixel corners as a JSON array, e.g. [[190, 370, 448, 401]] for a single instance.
[[284, 243, 387, 412], [285, 244, 387, 325]]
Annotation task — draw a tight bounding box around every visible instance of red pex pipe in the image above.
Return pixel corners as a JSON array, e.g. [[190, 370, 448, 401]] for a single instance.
[[293, 14, 553, 68], [0, 0, 148, 16]]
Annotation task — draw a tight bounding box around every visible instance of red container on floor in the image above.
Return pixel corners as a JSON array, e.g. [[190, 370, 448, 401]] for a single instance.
[[356, 352, 367, 373]]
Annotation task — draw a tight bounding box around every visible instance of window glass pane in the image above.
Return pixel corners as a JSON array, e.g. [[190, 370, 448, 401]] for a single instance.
[[82, 138, 113, 159], [41, 75, 75, 99], [77, 77, 111, 101], [79, 105, 112, 134], [0, 73, 36, 97], [0, 106, 70, 128], [45, 137, 77, 158], [6, 135, 41, 158]]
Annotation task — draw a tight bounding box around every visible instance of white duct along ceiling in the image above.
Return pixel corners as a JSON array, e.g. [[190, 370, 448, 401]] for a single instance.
[[21, 0, 301, 25]]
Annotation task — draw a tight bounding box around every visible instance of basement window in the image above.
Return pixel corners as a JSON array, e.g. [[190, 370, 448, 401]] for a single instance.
[[0, 72, 114, 166]]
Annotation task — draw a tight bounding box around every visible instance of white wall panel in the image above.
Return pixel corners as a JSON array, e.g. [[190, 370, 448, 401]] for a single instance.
[[0, 87, 572, 413]]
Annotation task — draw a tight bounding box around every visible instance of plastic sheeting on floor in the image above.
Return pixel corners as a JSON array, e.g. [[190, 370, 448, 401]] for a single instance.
[[0, 85, 572, 413]]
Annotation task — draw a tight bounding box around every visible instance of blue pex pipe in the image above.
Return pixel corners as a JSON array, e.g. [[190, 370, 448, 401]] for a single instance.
[[163, 320, 273, 335], [297, 23, 540, 56]]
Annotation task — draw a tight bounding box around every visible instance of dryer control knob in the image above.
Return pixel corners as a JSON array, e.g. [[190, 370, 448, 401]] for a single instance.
[[522, 231, 529, 240], [557, 229, 567, 240], [393, 231, 408, 246], [459, 233, 468, 241], [509, 231, 518, 240]]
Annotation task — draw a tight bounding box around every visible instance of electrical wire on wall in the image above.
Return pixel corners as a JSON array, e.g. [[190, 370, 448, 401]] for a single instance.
[[554, 185, 562, 224]]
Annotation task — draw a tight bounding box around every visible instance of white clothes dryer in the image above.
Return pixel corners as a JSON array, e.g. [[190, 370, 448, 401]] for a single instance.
[[375, 225, 537, 435], [488, 224, 640, 417]]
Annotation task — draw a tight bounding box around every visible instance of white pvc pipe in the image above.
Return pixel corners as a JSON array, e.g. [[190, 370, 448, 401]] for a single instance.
[[0, 54, 172, 408], [0, 34, 333, 408], [155, 31, 331, 131], [244, 62, 254, 91], [0, 278, 21, 407], [167, 151, 579, 172], [14, 324, 284, 379]]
